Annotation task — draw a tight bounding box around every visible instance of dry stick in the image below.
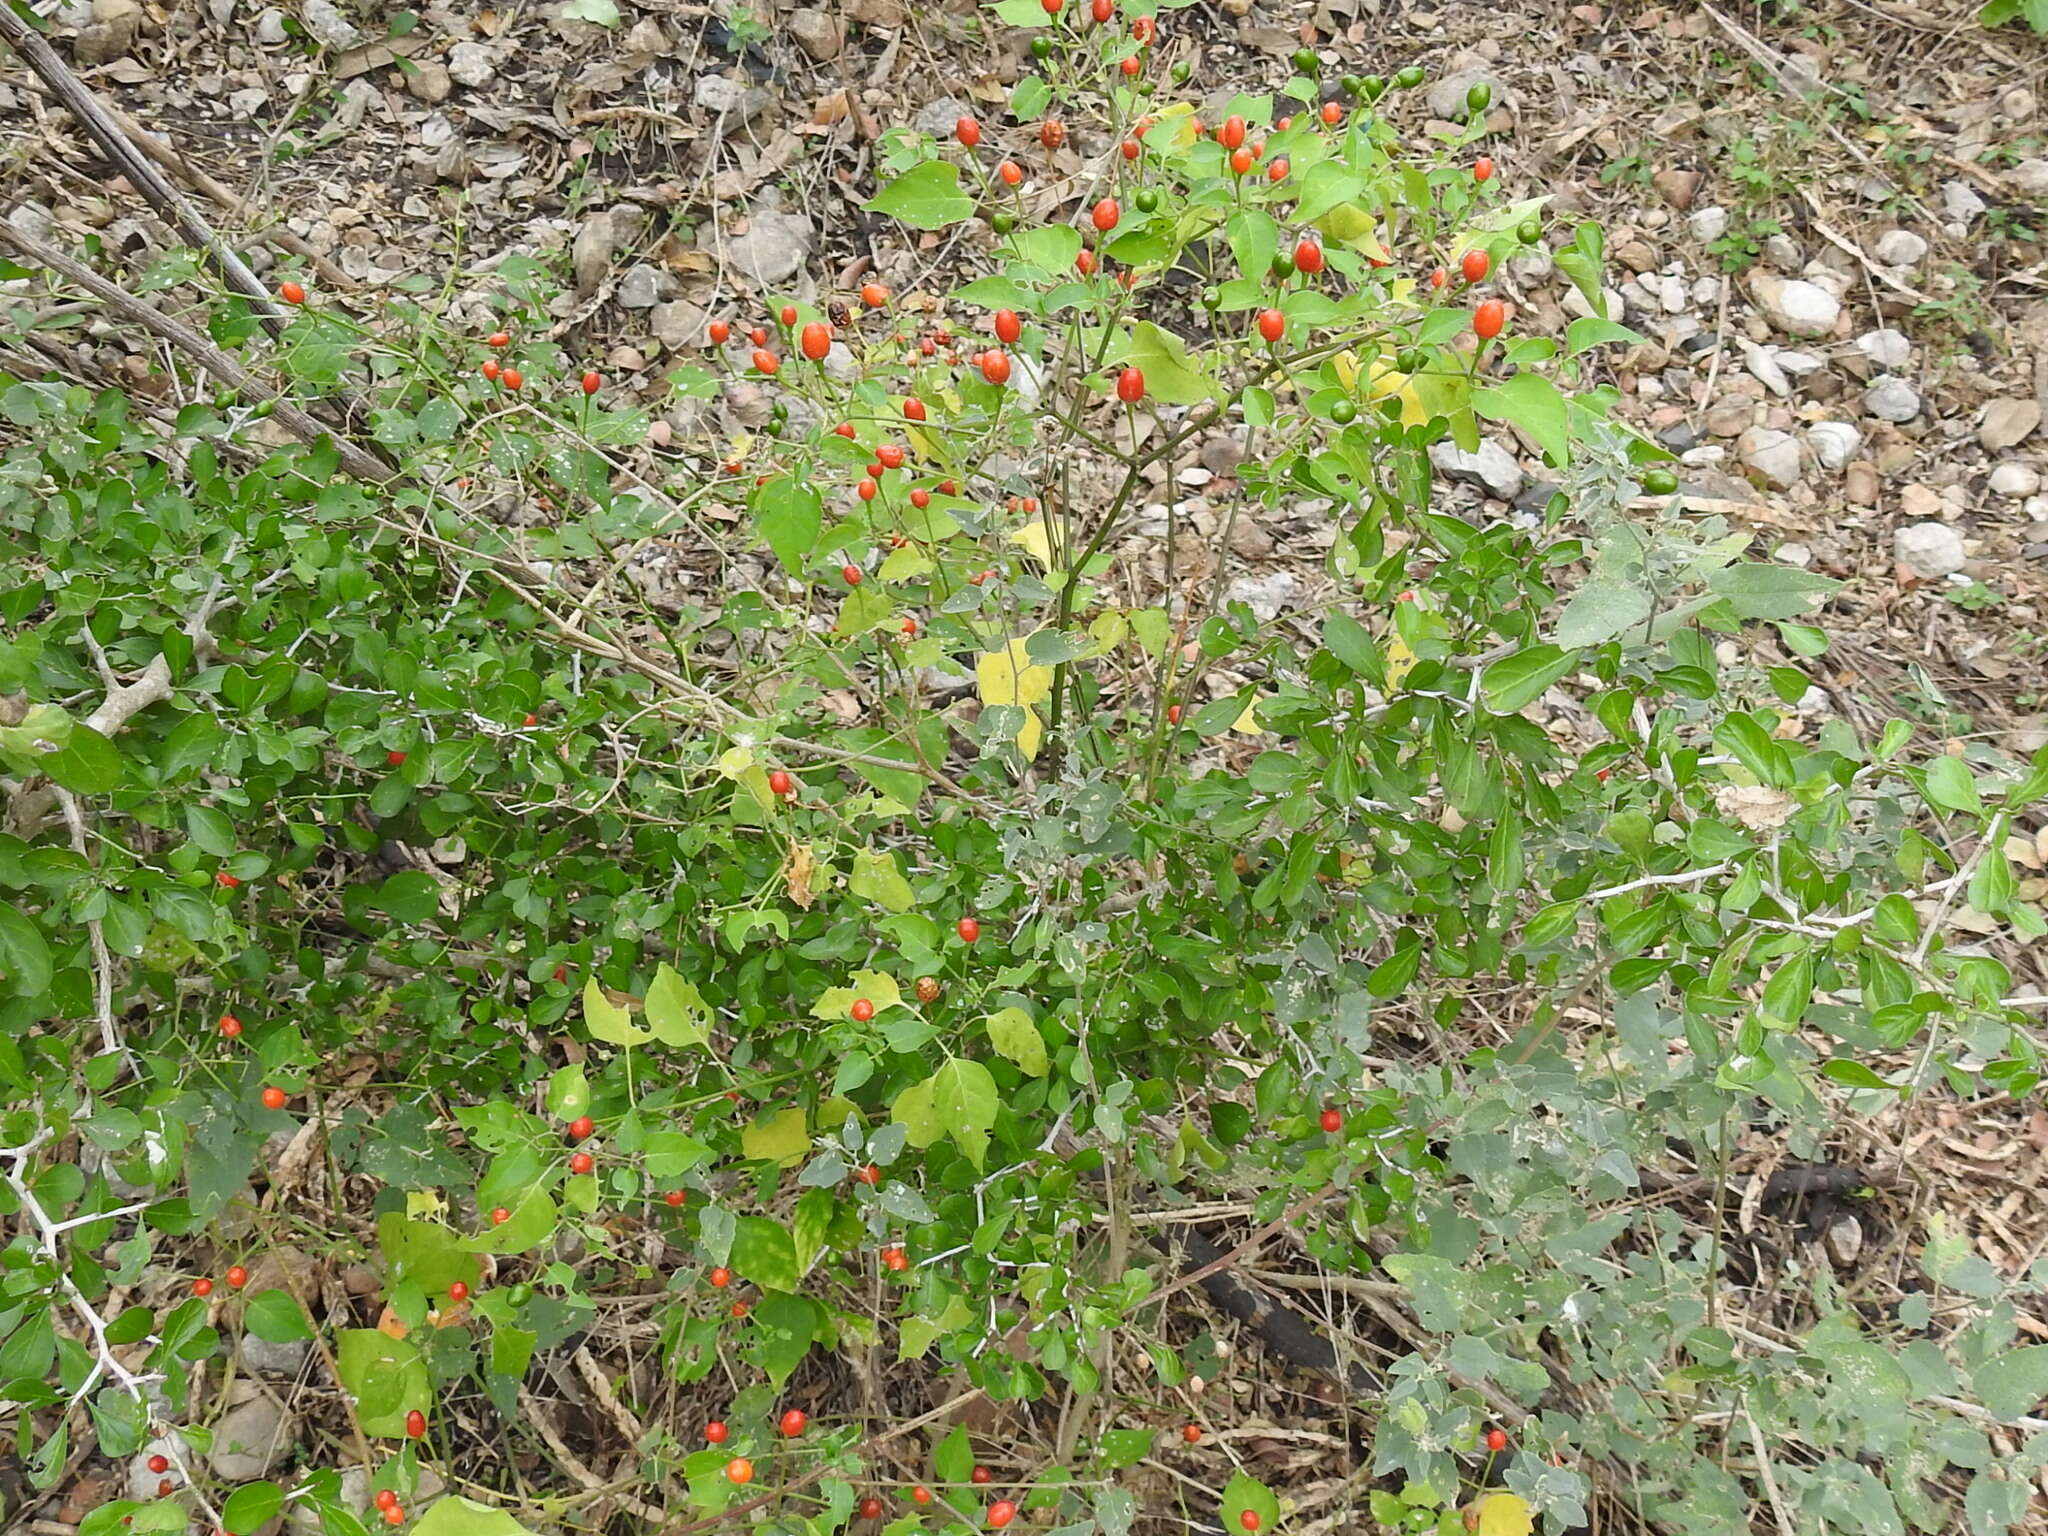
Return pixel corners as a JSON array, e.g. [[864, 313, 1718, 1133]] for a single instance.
[[0, 5, 286, 329], [0, 219, 396, 481], [102, 101, 356, 293]]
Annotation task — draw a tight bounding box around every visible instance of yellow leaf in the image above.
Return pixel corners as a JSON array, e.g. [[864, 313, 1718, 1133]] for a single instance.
[[405, 1190, 445, 1220], [1317, 202, 1375, 243], [1476, 1493, 1534, 1536], [1008, 520, 1056, 568], [906, 424, 942, 461], [1386, 633, 1418, 690], [1332, 349, 1360, 391], [1230, 700, 1264, 735], [976, 639, 1054, 709], [1088, 609, 1127, 654], [740, 1107, 810, 1166], [879, 545, 934, 581], [977, 637, 1054, 760]]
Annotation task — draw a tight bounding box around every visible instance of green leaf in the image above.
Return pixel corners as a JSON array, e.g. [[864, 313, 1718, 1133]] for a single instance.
[[984, 1007, 1047, 1076], [933, 1058, 998, 1170], [891, 1075, 942, 1148], [374, 870, 440, 925], [1971, 1346, 2048, 1422], [1226, 209, 1277, 285], [1481, 644, 1579, 714], [222, 1483, 285, 1536], [43, 723, 124, 794], [752, 478, 822, 575], [729, 1216, 800, 1292], [411, 1498, 538, 1536], [559, 0, 620, 24], [544, 1063, 589, 1120], [334, 1331, 429, 1436], [866, 162, 975, 231], [645, 962, 711, 1048], [1708, 561, 1839, 620], [0, 901, 53, 998], [1553, 579, 1653, 648], [934, 1424, 974, 1485], [242, 1290, 313, 1343], [1565, 316, 1644, 355], [850, 848, 916, 913], [1820, 1059, 1896, 1093], [1118, 321, 1217, 405], [1221, 1471, 1280, 1534], [1367, 939, 1422, 999], [1321, 612, 1380, 680], [184, 805, 238, 857], [1924, 755, 1983, 815], [1760, 949, 1813, 1025], [1473, 374, 1569, 467], [581, 977, 647, 1045], [491, 1325, 537, 1379], [1096, 1428, 1154, 1469], [1004, 224, 1081, 274]]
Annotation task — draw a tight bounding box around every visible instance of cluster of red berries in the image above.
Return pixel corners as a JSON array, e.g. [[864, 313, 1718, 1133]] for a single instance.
[[190, 1265, 249, 1297], [373, 1488, 408, 1527], [706, 284, 890, 376]]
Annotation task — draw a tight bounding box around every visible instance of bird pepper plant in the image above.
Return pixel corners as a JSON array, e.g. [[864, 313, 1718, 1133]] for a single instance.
[[2, 0, 2047, 1534]]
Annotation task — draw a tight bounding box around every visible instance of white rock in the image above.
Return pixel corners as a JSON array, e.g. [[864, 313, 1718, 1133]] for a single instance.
[[1509, 250, 1554, 283], [1989, 461, 2041, 497], [1979, 397, 2041, 451], [1749, 273, 1839, 339], [1943, 180, 1987, 227], [1873, 228, 1927, 266], [1807, 421, 1862, 471], [1740, 342, 1792, 397], [299, 0, 361, 48], [447, 40, 496, 87], [617, 265, 660, 309], [821, 341, 859, 383], [1856, 329, 1911, 369], [1739, 426, 1802, 489], [1825, 1214, 1863, 1268], [694, 74, 771, 121], [209, 1385, 292, 1481], [2012, 158, 2048, 198], [1430, 439, 1524, 501], [1562, 285, 1628, 324], [252, 6, 287, 43], [1688, 206, 1730, 243], [1894, 522, 1966, 580], [722, 209, 814, 288], [1864, 376, 1922, 424], [650, 300, 710, 351], [1223, 569, 1300, 622], [1761, 233, 1802, 270], [1775, 349, 1824, 376], [914, 96, 973, 139], [1426, 68, 1506, 121], [1778, 542, 1812, 567], [788, 7, 840, 58]]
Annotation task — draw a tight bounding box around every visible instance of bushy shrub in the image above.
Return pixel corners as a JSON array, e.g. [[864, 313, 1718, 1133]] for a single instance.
[[2, 2, 2045, 1533]]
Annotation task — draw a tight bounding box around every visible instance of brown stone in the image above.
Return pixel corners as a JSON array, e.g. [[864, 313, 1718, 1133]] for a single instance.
[[1844, 461, 1880, 506], [1653, 167, 1702, 210]]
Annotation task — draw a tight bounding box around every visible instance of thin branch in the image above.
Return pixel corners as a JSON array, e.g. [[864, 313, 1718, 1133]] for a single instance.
[[0, 219, 394, 481], [0, 4, 284, 326]]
